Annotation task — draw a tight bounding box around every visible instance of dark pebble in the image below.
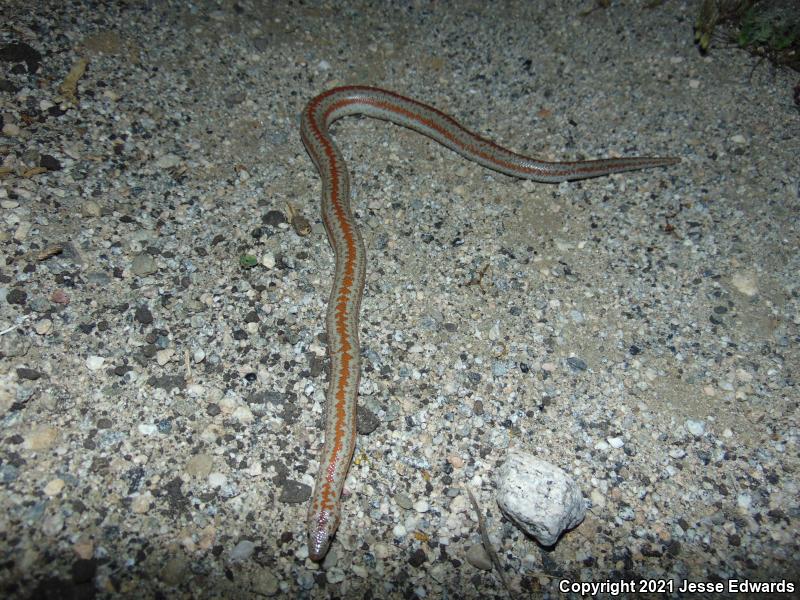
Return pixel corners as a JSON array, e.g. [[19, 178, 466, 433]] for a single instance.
[[16, 368, 43, 380], [6, 289, 27, 305], [408, 548, 427, 567], [135, 305, 153, 324], [278, 479, 310, 503], [356, 405, 380, 435], [262, 210, 286, 226], [40, 154, 62, 170], [567, 356, 588, 371]]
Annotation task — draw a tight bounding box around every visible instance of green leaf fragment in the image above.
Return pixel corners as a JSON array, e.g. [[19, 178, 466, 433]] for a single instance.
[[239, 254, 258, 268]]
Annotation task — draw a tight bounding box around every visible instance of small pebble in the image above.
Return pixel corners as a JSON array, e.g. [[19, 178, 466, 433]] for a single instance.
[[131, 491, 153, 513], [81, 200, 102, 217], [24, 426, 58, 450], [34, 319, 52, 335], [42, 513, 64, 537], [413, 499, 430, 513], [731, 271, 758, 296], [590, 489, 606, 508], [156, 348, 174, 366], [208, 472, 227, 487], [50, 290, 69, 305], [394, 493, 413, 510], [251, 570, 279, 595], [14, 222, 31, 242], [325, 567, 346, 584], [2, 122, 20, 136], [447, 455, 464, 469], [230, 540, 255, 562], [44, 479, 65, 496], [185, 454, 214, 478], [155, 153, 181, 168], [138, 423, 157, 436], [233, 405, 254, 423], [465, 543, 492, 571], [86, 356, 104, 370], [73, 538, 94, 560], [132, 254, 157, 276], [686, 420, 705, 437]]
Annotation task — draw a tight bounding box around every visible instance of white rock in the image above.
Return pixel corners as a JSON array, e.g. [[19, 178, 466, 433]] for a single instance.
[[82, 200, 102, 217], [138, 423, 157, 436], [686, 419, 705, 437], [35, 319, 53, 335], [86, 355, 105, 370], [2, 123, 20, 136], [42, 513, 64, 537], [44, 478, 65, 496], [607, 437, 624, 448], [495, 450, 586, 546], [325, 567, 346, 584], [590, 489, 606, 508], [731, 271, 757, 297], [208, 472, 227, 487], [230, 539, 255, 561], [372, 542, 391, 559], [155, 153, 181, 169], [261, 252, 275, 269], [219, 394, 238, 414], [232, 405, 254, 423], [413, 499, 430, 513], [156, 348, 174, 366]]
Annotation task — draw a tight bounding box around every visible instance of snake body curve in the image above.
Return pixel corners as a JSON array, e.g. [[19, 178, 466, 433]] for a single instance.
[[300, 85, 678, 561]]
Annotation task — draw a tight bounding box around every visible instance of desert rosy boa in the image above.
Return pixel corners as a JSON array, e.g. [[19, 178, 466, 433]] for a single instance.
[[299, 85, 678, 560]]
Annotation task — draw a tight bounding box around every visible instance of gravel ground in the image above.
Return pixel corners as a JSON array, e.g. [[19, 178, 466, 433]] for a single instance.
[[1, 1, 798, 598]]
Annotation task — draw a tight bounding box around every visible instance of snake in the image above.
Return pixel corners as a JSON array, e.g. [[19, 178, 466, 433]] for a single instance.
[[299, 85, 678, 561]]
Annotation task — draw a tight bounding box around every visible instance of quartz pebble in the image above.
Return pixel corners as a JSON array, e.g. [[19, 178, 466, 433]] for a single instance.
[[686, 419, 705, 437], [496, 450, 586, 546], [86, 356, 104, 370], [731, 271, 758, 296], [230, 540, 255, 561], [43, 479, 65, 496]]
